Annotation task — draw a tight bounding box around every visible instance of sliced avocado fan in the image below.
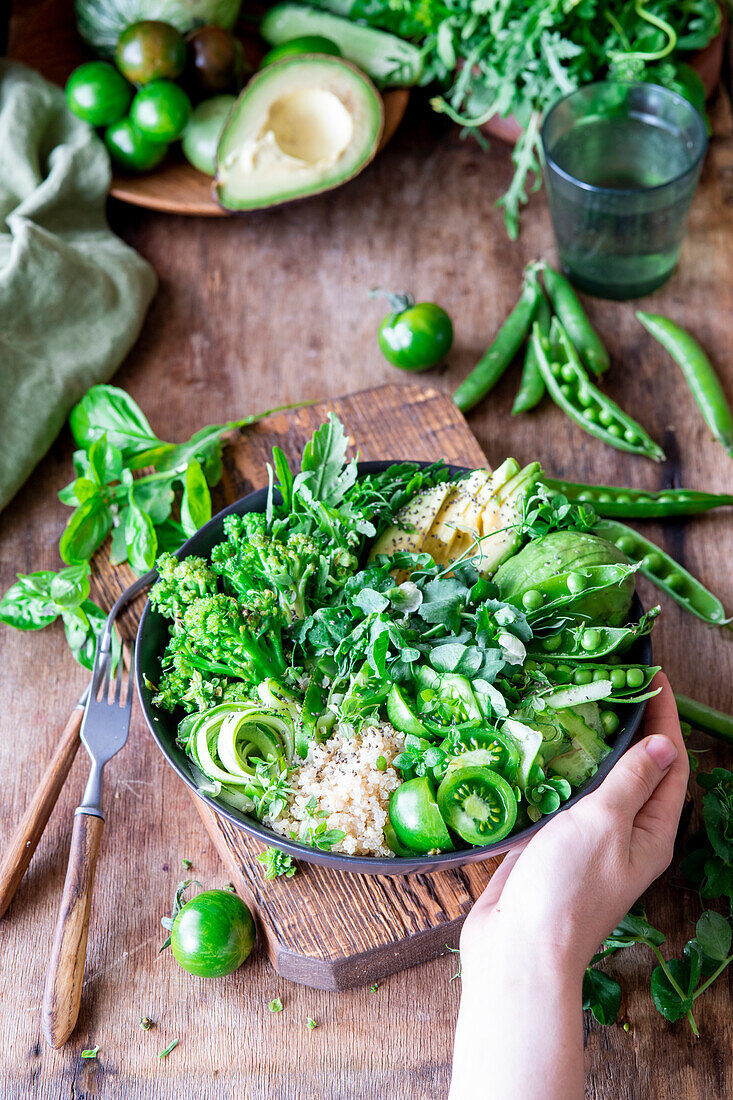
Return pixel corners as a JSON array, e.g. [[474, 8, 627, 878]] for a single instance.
[[214, 56, 384, 211]]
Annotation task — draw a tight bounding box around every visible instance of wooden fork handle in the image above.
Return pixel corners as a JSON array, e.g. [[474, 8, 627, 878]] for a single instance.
[[0, 707, 83, 920], [42, 810, 104, 1049]]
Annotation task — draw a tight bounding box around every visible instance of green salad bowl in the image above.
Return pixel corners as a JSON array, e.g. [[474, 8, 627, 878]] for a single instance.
[[135, 462, 653, 876]]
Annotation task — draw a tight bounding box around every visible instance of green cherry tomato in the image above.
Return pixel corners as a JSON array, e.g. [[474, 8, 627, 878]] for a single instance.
[[182, 94, 236, 175], [389, 776, 455, 854], [384, 819, 420, 857], [130, 81, 192, 143], [260, 36, 342, 67], [104, 118, 169, 172], [437, 765, 517, 846], [116, 20, 187, 85], [170, 889, 255, 977], [442, 725, 520, 779], [375, 292, 454, 372], [65, 61, 132, 127]]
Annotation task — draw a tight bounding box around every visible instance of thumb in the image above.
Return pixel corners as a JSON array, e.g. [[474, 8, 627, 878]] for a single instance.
[[590, 734, 678, 822]]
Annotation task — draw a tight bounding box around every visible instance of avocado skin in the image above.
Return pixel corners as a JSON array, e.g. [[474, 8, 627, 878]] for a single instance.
[[495, 530, 634, 626]]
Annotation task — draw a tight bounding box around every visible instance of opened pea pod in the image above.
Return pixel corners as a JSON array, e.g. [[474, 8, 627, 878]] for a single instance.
[[595, 519, 731, 627], [528, 607, 660, 661]]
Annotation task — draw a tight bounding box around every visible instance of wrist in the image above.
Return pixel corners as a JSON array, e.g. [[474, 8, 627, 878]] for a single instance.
[[459, 911, 588, 996]]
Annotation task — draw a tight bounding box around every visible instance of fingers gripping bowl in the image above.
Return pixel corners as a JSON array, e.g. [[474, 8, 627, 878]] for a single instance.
[[136, 428, 654, 876]]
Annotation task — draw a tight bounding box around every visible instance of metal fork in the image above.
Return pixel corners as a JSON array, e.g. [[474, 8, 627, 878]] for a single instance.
[[41, 633, 135, 1050]]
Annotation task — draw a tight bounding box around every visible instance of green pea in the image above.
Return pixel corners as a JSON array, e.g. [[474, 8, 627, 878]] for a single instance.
[[522, 589, 544, 611], [581, 628, 602, 651], [542, 633, 563, 652], [592, 668, 608, 682], [642, 553, 662, 573], [666, 572, 687, 593], [524, 660, 538, 672], [615, 535, 637, 555], [555, 664, 573, 682], [577, 387, 593, 407], [596, 493, 612, 503], [598, 408, 614, 427], [600, 709, 620, 736], [566, 572, 586, 594], [577, 492, 593, 503], [610, 668, 627, 689], [583, 406, 599, 423], [561, 363, 575, 382], [626, 667, 645, 689], [615, 494, 631, 504], [560, 384, 573, 400], [574, 669, 594, 685], [624, 429, 638, 444], [607, 424, 622, 438]]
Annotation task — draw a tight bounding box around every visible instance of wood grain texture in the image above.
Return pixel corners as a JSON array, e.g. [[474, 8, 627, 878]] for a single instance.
[[42, 812, 105, 1049], [11, 0, 409, 217], [0, 706, 83, 919], [3, 1, 733, 1092]]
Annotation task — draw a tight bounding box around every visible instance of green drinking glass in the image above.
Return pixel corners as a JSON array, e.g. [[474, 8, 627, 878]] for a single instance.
[[541, 81, 708, 300]]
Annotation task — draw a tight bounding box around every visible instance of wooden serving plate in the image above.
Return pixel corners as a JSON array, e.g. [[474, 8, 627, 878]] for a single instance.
[[10, 0, 410, 216], [88, 384, 502, 990]]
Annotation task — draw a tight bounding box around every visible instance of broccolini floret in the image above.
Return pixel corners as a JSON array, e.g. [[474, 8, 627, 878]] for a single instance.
[[150, 552, 218, 622], [211, 515, 323, 623]]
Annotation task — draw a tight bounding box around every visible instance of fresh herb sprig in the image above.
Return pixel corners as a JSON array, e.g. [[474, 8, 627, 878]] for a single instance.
[[585, 768, 733, 1034], [0, 385, 300, 667], [256, 847, 298, 879]]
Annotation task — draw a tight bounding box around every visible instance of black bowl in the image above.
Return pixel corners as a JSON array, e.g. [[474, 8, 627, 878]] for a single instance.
[[135, 461, 652, 875]]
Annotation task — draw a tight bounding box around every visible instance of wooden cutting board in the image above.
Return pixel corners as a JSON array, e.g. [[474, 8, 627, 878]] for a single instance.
[[92, 383, 502, 991]]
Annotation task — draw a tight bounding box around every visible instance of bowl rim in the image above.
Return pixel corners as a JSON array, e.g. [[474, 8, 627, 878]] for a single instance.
[[135, 460, 652, 876]]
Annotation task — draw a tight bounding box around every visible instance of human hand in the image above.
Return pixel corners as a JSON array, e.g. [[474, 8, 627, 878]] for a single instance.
[[461, 671, 689, 982], [450, 673, 689, 1100]]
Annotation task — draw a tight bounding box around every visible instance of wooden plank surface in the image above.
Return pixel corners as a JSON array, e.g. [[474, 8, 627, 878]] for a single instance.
[[3, 3, 733, 1092]]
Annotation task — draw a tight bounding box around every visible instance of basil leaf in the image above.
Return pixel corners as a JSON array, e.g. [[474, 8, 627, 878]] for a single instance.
[[582, 967, 621, 1026], [125, 497, 158, 575], [50, 564, 90, 610], [0, 572, 58, 630], [63, 600, 120, 670], [180, 461, 212, 537], [59, 495, 113, 564], [88, 435, 123, 485], [70, 384, 160, 459], [109, 518, 129, 566], [131, 480, 175, 525], [695, 911, 732, 962]]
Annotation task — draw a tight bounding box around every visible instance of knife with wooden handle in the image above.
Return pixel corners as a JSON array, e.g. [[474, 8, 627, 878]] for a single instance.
[[0, 689, 88, 920]]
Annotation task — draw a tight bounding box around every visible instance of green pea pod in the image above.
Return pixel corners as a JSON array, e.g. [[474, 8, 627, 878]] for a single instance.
[[541, 264, 610, 375], [675, 694, 733, 747], [512, 292, 550, 415], [543, 477, 733, 519], [519, 563, 639, 623], [454, 269, 541, 413], [533, 321, 666, 462], [637, 312, 733, 458], [539, 659, 661, 700], [595, 518, 731, 627], [529, 606, 660, 661]]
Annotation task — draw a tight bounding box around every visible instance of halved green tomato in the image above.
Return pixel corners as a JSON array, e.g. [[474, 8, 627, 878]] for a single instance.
[[389, 776, 455, 854], [384, 819, 419, 857], [387, 683, 431, 736], [442, 725, 520, 779], [437, 766, 517, 846]]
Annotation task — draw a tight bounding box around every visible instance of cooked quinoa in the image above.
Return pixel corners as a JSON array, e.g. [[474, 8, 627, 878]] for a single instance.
[[266, 721, 406, 857]]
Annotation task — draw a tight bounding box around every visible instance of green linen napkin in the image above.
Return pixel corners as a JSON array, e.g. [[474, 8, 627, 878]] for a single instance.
[[0, 60, 157, 513]]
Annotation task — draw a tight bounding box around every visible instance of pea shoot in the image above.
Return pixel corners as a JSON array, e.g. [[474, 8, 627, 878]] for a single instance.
[[81, 1046, 100, 1059], [269, 998, 284, 1013], [158, 1039, 179, 1059]]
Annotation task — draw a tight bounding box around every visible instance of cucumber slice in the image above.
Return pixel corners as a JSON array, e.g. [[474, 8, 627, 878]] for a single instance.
[[260, 3, 425, 86], [387, 683, 431, 736]]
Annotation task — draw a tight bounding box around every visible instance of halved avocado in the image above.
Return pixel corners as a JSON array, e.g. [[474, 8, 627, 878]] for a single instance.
[[214, 56, 383, 211]]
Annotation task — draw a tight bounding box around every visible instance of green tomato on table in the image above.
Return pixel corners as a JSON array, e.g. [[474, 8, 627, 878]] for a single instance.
[[65, 61, 132, 127], [170, 889, 256, 978], [130, 81, 192, 143], [182, 95, 236, 176], [260, 36, 341, 67], [116, 20, 187, 85], [373, 291, 454, 372], [104, 118, 168, 172]]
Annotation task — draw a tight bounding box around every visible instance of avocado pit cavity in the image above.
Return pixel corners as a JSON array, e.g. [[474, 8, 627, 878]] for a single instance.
[[227, 88, 353, 175]]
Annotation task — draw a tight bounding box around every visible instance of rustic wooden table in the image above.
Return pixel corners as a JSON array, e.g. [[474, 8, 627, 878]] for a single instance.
[[3, 13, 733, 1093]]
